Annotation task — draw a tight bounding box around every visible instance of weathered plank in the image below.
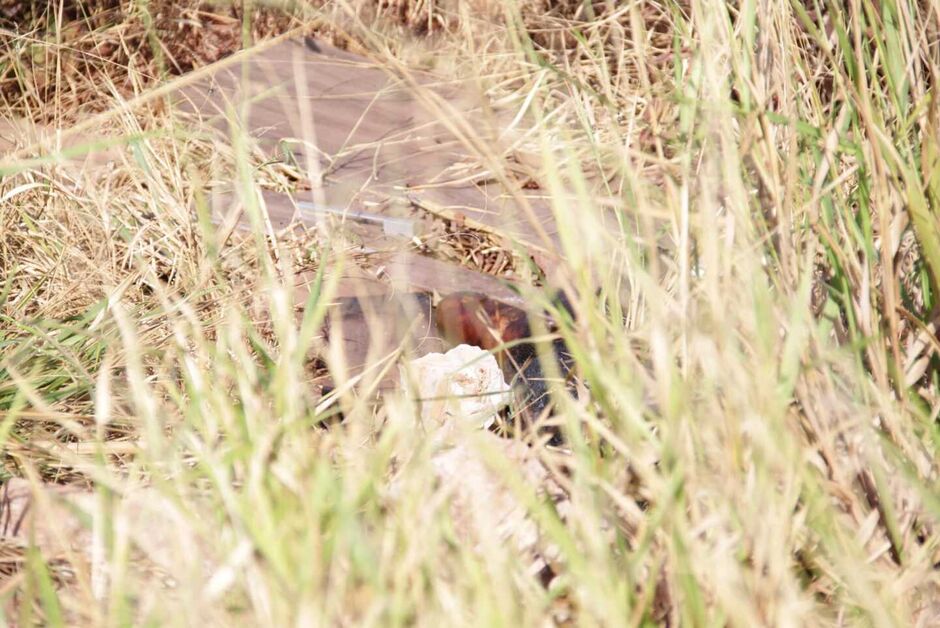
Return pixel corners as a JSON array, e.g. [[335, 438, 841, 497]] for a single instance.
[[177, 38, 558, 251]]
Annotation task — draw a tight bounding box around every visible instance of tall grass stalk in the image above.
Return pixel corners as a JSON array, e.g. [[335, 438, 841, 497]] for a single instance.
[[2, 0, 940, 624]]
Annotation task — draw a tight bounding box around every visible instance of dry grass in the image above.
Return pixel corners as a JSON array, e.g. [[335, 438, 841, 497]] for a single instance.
[[2, 0, 940, 625]]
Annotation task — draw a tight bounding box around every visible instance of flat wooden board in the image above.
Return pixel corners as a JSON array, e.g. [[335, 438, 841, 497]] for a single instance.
[[176, 38, 558, 251], [323, 291, 443, 389]]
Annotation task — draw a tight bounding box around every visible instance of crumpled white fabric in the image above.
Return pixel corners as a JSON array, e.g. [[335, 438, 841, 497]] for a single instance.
[[399, 344, 512, 432]]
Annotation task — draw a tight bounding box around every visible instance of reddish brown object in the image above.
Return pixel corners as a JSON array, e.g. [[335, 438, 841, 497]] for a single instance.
[[435, 291, 576, 445], [435, 292, 532, 358]]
